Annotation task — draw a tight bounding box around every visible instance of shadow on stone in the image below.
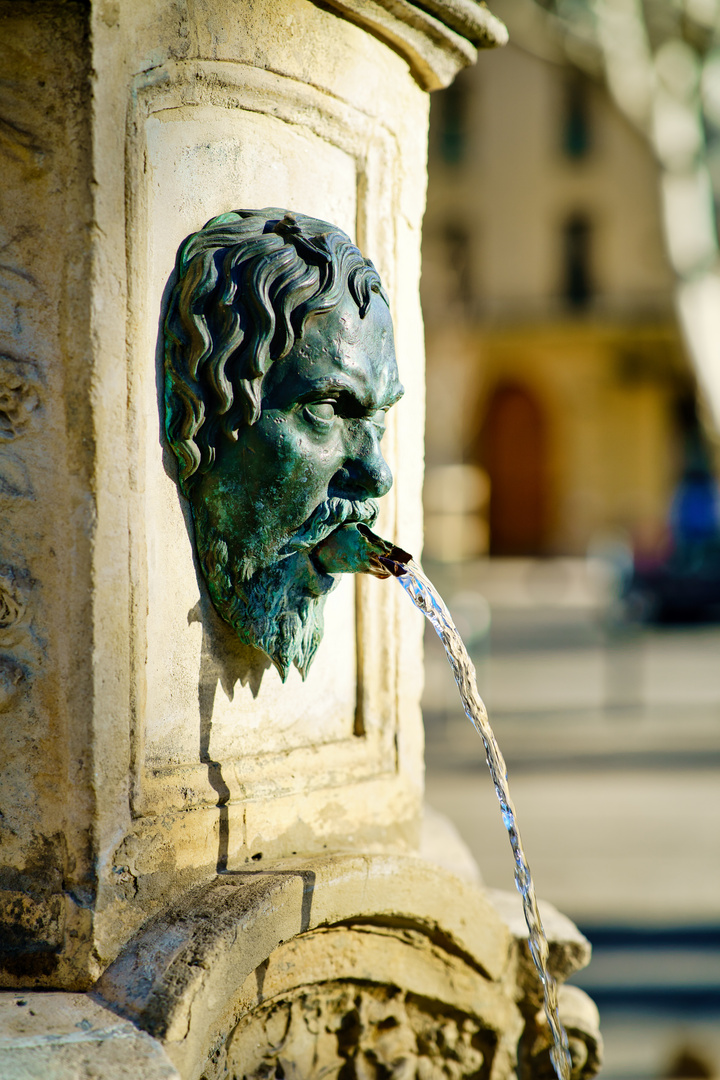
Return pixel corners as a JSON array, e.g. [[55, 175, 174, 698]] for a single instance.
[[194, 602, 273, 872]]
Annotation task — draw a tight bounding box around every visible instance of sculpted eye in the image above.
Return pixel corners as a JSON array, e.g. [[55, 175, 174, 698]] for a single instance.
[[304, 401, 336, 425]]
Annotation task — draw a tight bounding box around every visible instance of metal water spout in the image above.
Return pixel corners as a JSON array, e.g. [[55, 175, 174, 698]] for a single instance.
[[314, 523, 412, 578]]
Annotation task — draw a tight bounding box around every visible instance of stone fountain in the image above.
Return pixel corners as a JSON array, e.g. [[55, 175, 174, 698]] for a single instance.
[[0, 2, 601, 1076]]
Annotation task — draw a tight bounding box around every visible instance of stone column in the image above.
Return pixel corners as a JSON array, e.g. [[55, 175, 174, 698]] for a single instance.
[[0, 0, 505, 991]]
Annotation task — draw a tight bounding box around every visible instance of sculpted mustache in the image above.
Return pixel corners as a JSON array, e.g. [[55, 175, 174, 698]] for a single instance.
[[279, 497, 379, 556]]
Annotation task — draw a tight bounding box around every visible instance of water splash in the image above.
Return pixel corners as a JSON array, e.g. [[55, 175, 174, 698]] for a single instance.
[[380, 554, 573, 1080]]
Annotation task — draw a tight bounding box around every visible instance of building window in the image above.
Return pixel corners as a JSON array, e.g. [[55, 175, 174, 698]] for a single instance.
[[438, 77, 468, 164], [563, 214, 593, 307], [563, 74, 591, 159]]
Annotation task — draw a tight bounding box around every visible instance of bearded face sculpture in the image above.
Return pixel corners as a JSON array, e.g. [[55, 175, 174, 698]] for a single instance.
[[164, 209, 403, 680]]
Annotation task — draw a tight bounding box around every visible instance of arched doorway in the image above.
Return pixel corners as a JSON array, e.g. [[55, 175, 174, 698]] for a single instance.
[[476, 382, 548, 556]]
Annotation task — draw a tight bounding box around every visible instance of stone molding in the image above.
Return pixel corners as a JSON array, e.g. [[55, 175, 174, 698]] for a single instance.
[[319, 0, 508, 90], [95, 854, 591, 1080]]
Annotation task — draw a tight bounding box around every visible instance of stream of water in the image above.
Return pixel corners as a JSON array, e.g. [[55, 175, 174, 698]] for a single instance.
[[380, 554, 573, 1080]]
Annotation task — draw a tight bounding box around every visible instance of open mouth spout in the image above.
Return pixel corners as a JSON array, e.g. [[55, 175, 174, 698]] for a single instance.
[[313, 523, 412, 578]]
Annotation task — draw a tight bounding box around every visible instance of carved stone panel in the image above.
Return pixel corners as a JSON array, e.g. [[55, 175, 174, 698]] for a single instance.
[[216, 982, 494, 1080], [123, 61, 416, 880], [130, 66, 389, 785]]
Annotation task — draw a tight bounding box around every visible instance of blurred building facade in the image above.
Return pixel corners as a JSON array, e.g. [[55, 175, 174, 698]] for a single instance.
[[421, 41, 698, 560]]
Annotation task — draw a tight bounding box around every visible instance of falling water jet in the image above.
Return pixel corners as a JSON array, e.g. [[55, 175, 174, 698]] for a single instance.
[[382, 550, 572, 1080], [315, 523, 573, 1080]]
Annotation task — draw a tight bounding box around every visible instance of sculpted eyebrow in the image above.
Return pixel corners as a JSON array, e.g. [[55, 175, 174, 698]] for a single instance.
[[298, 375, 404, 413], [300, 376, 357, 395], [298, 376, 374, 411]]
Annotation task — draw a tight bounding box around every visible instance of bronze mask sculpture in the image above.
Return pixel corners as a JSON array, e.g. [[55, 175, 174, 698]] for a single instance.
[[164, 209, 404, 680]]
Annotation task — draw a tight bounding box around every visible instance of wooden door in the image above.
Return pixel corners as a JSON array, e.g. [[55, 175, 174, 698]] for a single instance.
[[478, 383, 547, 555]]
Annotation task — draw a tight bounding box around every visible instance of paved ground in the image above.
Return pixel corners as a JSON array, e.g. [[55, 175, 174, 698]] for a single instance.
[[420, 558, 720, 1079]]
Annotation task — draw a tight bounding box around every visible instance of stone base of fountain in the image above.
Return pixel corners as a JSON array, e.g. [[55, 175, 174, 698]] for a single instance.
[[0, 855, 601, 1079]]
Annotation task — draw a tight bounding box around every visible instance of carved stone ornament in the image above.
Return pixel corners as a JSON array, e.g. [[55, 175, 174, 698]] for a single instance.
[[0, 355, 39, 440], [214, 982, 491, 1080], [520, 987, 603, 1080], [0, 570, 29, 709], [0, 570, 25, 633], [164, 209, 404, 680], [205, 979, 603, 1080]]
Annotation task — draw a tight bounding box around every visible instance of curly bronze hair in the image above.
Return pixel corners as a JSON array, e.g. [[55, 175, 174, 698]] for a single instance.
[[163, 208, 388, 495]]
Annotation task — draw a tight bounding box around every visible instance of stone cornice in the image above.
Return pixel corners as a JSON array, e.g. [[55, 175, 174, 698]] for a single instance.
[[319, 0, 508, 90]]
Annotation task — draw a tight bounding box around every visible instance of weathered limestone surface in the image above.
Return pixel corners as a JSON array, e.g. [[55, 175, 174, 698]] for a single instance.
[[0, 855, 599, 1079], [92, 854, 592, 1080], [0, 2, 97, 986], [0, 992, 180, 1080], [1, 0, 430, 989], [96, 855, 517, 1075], [0, 0, 508, 993], [0, 3, 601, 1078], [320, 0, 508, 89]]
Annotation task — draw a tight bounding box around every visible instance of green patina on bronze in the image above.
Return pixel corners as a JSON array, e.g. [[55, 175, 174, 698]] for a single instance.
[[163, 208, 404, 681]]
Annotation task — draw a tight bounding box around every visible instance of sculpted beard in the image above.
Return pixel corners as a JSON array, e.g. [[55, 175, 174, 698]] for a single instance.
[[193, 498, 379, 680]]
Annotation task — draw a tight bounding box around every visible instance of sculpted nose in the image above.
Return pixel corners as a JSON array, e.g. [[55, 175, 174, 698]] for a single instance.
[[359, 447, 393, 499], [333, 425, 393, 501]]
